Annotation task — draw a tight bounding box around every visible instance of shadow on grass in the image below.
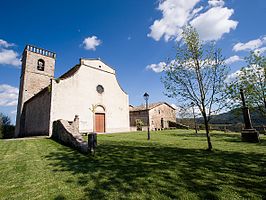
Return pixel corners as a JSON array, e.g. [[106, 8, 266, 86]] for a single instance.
[[171, 131, 266, 145], [45, 142, 266, 200]]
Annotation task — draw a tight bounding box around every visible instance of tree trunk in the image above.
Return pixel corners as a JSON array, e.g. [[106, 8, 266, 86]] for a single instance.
[[203, 112, 212, 151]]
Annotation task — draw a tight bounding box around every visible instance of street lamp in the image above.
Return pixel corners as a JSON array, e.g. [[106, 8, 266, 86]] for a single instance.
[[191, 102, 198, 134], [143, 92, 150, 140]]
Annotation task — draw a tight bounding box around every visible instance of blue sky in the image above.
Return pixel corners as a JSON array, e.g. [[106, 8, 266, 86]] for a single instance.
[[0, 0, 266, 123]]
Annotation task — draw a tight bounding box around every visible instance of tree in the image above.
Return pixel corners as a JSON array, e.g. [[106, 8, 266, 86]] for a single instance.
[[0, 113, 13, 139], [162, 26, 228, 150], [226, 52, 266, 116]]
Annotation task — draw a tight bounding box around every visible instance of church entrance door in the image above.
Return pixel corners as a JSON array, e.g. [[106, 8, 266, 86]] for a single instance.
[[95, 113, 105, 132]]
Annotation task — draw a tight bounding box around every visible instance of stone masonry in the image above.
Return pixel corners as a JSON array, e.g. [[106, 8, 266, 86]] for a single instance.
[[15, 45, 56, 137]]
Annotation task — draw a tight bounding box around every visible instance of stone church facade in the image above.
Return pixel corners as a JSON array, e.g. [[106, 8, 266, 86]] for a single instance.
[[15, 45, 130, 137]]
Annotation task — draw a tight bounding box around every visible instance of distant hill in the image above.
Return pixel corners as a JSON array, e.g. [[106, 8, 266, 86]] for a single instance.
[[199, 108, 266, 126]]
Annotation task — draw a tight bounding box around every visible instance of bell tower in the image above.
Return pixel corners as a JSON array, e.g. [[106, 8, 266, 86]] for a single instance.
[[15, 45, 56, 137]]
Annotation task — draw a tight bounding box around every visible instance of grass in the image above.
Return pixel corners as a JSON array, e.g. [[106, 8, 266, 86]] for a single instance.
[[0, 130, 265, 200]]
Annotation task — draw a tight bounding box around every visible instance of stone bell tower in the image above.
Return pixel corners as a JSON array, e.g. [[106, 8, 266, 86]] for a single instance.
[[15, 45, 56, 137]]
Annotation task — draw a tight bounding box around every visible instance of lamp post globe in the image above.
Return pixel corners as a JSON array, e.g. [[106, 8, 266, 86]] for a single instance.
[[143, 92, 149, 101]]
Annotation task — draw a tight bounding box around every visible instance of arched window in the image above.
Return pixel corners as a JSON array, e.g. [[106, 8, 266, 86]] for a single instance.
[[37, 59, 45, 71]]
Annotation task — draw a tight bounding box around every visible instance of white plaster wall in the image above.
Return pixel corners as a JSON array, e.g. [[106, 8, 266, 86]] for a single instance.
[[50, 60, 130, 133]]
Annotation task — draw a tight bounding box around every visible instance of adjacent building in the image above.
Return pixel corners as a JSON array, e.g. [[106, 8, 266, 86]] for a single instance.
[[15, 45, 130, 137], [129, 102, 176, 131]]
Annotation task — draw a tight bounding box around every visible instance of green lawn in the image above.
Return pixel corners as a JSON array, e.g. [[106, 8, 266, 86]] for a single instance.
[[0, 130, 265, 200]]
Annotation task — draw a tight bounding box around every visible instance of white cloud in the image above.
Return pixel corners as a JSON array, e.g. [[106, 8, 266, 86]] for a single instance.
[[0, 39, 21, 67], [0, 84, 19, 107], [225, 55, 243, 65], [148, 0, 238, 42], [0, 39, 15, 48], [0, 49, 21, 67], [190, 7, 238, 41], [148, 0, 200, 41], [233, 36, 266, 52], [82, 36, 102, 51], [146, 62, 166, 73], [208, 0, 224, 7]]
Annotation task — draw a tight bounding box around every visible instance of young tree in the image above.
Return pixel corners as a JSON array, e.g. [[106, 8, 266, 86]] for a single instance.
[[227, 52, 266, 116], [162, 26, 229, 150]]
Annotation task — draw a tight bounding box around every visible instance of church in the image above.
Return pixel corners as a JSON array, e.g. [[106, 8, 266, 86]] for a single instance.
[[15, 45, 130, 137]]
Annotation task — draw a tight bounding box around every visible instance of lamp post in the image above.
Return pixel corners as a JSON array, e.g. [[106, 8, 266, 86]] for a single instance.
[[143, 92, 150, 140], [191, 102, 198, 134]]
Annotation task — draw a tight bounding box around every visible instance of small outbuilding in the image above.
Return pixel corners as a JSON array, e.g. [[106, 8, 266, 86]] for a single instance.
[[129, 102, 176, 131]]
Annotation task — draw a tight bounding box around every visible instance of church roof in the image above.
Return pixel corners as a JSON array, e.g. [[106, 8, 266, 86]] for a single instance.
[[130, 102, 176, 112], [59, 64, 80, 79]]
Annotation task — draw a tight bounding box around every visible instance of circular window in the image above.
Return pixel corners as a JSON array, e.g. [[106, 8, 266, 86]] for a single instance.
[[96, 85, 104, 94]]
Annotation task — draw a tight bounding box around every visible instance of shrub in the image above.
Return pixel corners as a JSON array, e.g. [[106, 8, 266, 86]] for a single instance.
[[135, 119, 144, 131]]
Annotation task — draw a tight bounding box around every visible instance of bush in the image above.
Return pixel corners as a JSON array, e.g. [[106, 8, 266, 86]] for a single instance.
[[136, 119, 144, 131]]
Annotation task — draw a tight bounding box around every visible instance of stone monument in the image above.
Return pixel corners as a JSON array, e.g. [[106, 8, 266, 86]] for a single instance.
[[240, 89, 260, 142]]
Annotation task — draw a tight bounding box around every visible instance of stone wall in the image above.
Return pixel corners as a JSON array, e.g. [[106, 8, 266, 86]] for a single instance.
[[52, 116, 88, 153], [20, 87, 52, 136]]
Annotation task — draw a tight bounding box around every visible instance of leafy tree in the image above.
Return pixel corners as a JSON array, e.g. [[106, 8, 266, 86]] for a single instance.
[[226, 52, 266, 116], [162, 26, 229, 150], [0, 113, 13, 139]]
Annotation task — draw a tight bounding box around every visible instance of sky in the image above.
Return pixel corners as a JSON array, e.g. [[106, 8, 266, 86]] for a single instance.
[[0, 0, 266, 124]]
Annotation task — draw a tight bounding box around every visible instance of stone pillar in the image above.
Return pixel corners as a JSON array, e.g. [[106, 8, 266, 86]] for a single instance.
[[73, 115, 79, 134], [240, 89, 260, 143]]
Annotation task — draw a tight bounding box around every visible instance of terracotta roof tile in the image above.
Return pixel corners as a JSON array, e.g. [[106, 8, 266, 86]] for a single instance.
[[130, 102, 174, 112]]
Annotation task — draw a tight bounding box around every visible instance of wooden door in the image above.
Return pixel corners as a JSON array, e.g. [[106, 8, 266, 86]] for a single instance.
[[95, 113, 105, 132]]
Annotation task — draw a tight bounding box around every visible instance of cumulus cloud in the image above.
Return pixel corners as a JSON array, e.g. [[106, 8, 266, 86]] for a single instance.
[[148, 0, 238, 42], [190, 7, 238, 41], [83, 36, 102, 51], [148, 0, 200, 41], [0, 39, 21, 67], [233, 36, 266, 52], [224, 55, 243, 65], [0, 39, 15, 48], [0, 84, 19, 107], [0, 49, 21, 67], [146, 62, 166, 73], [208, 0, 224, 7]]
